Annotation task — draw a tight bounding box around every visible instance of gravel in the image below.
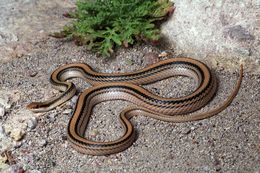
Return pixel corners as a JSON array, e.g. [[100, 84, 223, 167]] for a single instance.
[[0, 38, 259, 173], [27, 118, 38, 131]]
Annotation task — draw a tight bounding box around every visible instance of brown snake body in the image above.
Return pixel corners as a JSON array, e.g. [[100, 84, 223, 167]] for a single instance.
[[27, 57, 243, 155]]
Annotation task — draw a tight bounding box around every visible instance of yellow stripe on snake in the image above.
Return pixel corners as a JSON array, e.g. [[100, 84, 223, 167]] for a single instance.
[[27, 57, 243, 155]]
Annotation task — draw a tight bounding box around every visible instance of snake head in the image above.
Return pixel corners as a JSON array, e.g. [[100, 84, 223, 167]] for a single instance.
[[26, 102, 53, 113], [26, 102, 41, 110]]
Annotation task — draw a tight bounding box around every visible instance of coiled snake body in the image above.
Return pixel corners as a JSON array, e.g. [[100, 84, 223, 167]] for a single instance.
[[27, 57, 243, 155]]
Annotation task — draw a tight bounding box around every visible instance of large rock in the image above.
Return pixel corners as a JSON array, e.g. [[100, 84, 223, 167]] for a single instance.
[[0, 0, 76, 63], [162, 0, 260, 73]]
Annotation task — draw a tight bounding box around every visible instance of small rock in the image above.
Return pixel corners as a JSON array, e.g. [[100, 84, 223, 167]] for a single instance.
[[3, 109, 32, 141], [63, 109, 72, 114], [27, 117, 37, 130], [0, 160, 9, 171], [0, 106, 5, 117], [158, 51, 172, 57], [0, 97, 11, 109], [29, 71, 38, 77], [0, 152, 8, 163], [38, 139, 47, 147], [14, 141, 23, 148], [10, 129, 25, 141], [89, 129, 99, 138], [182, 127, 191, 135]]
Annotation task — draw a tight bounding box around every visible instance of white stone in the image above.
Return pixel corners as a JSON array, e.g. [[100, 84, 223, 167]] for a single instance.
[[0, 106, 4, 117], [10, 129, 25, 141], [89, 129, 99, 138], [63, 109, 72, 114], [0, 154, 9, 170], [0, 97, 11, 109], [38, 139, 47, 147], [27, 117, 38, 130], [4, 108, 35, 135], [162, 0, 259, 73]]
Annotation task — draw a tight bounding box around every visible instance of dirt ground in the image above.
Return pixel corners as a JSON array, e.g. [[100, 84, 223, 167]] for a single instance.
[[0, 0, 259, 173], [0, 38, 259, 172]]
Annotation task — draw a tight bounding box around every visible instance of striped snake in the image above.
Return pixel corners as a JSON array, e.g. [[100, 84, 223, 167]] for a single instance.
[[27, 57, 243, 155]]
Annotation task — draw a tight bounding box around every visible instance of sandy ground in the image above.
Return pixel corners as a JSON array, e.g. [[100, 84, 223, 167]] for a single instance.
[[0, 38, 259, 173], [0, 0, 259, 172]]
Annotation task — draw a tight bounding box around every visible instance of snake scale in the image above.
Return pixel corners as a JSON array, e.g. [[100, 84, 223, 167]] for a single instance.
[[27, 57, 243, 155]]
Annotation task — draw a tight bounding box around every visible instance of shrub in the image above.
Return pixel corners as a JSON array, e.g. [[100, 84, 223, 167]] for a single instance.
[[51, 0, 174, 57]]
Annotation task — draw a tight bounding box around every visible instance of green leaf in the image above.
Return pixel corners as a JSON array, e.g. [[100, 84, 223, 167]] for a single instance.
[[111, 35, 122, 45], [53, 0, 174, 57]]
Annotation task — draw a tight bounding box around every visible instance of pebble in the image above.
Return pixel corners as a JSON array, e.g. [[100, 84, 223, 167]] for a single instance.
[[63, 109, 72, 114], [29, 71, 38, 77], [89, 129, 99, 138], [158, 51, 171, 57], [0, 97, 11, 109], [0, 106, 5, 117], [27, 117, 37, 130], [10, 129, 25, 141], [14, 141, 23, 148], [0, 152, 8, 163], [182, 127, 191, 135], [38, 139, 47, 147], [0, 161, 9, 171]]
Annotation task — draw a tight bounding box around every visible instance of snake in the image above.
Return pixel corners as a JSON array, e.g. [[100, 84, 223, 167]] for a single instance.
[[27, 57, 243, 155]]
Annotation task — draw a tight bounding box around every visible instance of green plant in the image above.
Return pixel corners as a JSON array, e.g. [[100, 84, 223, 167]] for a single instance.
[[52, 0, 174, 57]]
